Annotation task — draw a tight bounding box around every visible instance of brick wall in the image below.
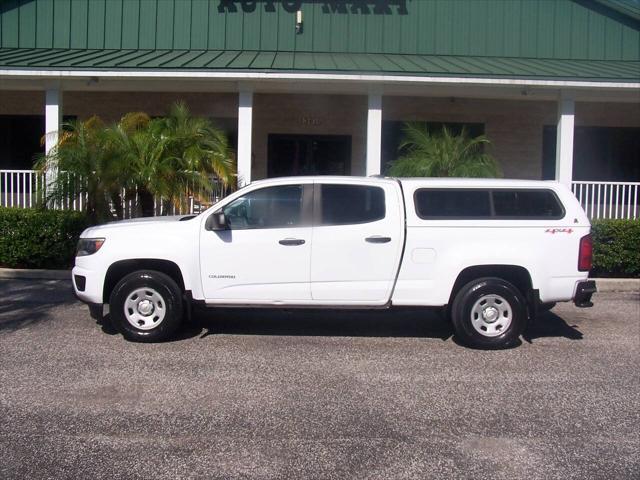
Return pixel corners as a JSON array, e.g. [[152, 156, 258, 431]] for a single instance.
[[0, 91, 238, 120], [575, 102, 640, 127], [0, 91, 43, 115]]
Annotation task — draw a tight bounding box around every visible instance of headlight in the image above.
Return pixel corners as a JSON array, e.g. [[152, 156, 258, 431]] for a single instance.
[[76, 238, 105, 257]]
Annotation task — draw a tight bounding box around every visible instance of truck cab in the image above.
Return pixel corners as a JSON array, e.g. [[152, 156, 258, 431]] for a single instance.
[[199, 176, 405, 306]]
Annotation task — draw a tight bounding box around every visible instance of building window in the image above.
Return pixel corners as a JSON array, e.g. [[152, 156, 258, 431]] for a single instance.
[[543, 126, 640, 182], [0, 115, 45, 170], [268, 134, 351, 178], [0, 114, 78, 170]]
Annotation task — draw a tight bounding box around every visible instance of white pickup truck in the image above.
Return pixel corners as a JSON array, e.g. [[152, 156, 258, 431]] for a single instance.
[[72, 176, 596, 349]]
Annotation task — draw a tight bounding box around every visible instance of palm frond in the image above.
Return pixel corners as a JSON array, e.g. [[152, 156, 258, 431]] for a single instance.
[[387, 122, 502, 178], [119, 112, 151, 134]]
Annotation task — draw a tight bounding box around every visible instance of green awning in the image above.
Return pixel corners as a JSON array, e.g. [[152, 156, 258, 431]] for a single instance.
[[0, 48, 638, 82]]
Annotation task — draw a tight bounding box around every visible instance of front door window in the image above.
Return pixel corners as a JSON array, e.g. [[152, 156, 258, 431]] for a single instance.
[[223, 185, 304, 229]]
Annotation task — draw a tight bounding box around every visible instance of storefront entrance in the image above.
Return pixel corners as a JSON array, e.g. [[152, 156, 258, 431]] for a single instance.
[[267, 134, 351, 177]]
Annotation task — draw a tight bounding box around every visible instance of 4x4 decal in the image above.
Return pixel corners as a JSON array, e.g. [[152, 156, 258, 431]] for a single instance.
[[545, 228, 574, 234]]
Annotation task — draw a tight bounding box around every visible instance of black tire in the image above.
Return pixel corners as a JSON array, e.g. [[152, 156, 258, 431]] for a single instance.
[[109, 270, 183, 342], [451, 277, 527, 349]]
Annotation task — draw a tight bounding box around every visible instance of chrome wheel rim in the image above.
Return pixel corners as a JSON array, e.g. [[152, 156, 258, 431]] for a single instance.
[[470, 294, 512, 337], [124, 287, 166, 330]]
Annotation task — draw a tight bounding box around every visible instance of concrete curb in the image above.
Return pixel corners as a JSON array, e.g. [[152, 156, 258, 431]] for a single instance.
[[0, 268, 70, 280], [592, 278, 639, 293]]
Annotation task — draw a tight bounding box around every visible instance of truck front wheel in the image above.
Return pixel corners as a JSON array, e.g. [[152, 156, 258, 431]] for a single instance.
[[451, 277, 527, 349], [109, 270, 183, 342]]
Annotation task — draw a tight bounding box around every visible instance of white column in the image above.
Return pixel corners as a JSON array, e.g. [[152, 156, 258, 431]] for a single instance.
[[45, 88, 63, 205], [45, 88, 63, 155], [237, 90, 253, 187], [555, 93, 575, 187], [366, 93, 382, 177]]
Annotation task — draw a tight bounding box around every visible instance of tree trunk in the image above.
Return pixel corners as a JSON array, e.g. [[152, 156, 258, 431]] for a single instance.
[[161, 198, 173, 216], [139, 189, 155, 217], [86, 199, 99, 225]]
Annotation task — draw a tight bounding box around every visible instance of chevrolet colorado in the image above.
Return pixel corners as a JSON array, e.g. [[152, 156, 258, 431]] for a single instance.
[[72, 176, 595, 348]]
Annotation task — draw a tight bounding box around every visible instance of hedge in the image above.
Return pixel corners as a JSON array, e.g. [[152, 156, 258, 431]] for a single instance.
[[0, 207, 90, 269], [0, 207, 638, 277], [591, 219, 640, 278]]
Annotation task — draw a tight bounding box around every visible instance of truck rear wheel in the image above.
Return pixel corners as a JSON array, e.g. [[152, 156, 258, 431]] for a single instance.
[[451, 277, 527, 349], [109, 270, 183, 342]]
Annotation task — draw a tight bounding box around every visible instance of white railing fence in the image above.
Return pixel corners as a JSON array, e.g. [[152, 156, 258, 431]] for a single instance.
[[0, 169, 231, 218], [571, 181, 640, 220], [0, 170, 46, 208], [2, 170, 639, 220]]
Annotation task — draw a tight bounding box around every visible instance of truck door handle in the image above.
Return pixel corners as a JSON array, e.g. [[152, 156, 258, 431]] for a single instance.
[[279, 238, 306, 246], [365, 236, 392, 244]]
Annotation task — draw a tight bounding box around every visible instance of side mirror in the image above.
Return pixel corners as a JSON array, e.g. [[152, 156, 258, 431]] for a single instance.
[[205, 211, 229, 231]]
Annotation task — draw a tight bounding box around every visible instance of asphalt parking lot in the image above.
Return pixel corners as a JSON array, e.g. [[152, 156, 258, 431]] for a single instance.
[[0, 279, 638, 480]]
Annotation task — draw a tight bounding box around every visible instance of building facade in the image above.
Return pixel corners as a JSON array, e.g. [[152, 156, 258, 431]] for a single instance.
[[0, 0, 639, 217]]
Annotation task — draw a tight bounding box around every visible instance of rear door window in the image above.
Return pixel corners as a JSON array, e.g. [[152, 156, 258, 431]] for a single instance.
[[319, 184, 386, 225]]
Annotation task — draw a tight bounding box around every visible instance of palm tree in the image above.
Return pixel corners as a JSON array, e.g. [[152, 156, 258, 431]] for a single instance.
[[152, 101, 236, 212], [35, 116, 122, 223], [386, 122, 502, 178], [107, 102, 236, 216], [103, 114, 170, 217], [38, 102, 236, 220]]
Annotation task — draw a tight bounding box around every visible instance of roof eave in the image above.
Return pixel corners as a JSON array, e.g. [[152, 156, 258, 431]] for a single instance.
[[0, 67, 639, 90]]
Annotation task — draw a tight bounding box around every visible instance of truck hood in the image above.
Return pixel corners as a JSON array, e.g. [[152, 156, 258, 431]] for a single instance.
[[80, 215, 197, 237], [107, 214, 196, 225]]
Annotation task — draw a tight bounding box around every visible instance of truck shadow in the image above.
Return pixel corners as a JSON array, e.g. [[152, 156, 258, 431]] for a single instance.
[[189, 307, 583, 343], [523, 310, 584, 343], [193, 307, 453, 340], [96, 307, 583, 344]]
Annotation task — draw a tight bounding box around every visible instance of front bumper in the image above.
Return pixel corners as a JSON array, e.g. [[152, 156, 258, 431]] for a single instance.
[[71, 265, 104, 305], [574, 280, 597, 308]]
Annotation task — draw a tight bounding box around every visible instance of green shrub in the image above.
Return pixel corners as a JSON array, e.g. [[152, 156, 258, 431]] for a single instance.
[[591, 219, 640, 278], [0, 207, 90, 269], [1, 208, 637, 277]]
